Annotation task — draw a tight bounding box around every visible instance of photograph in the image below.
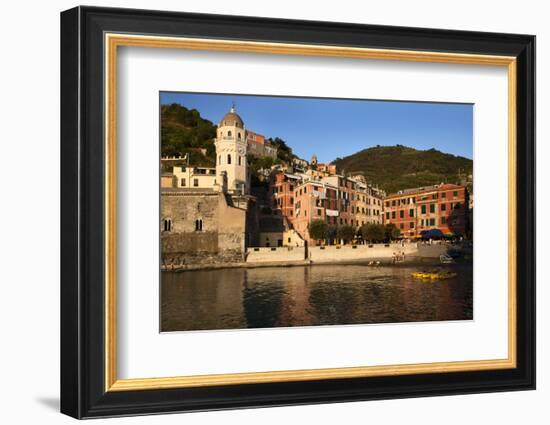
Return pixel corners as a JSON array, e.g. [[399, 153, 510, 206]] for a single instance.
[[56, 4, 536, 420], [159, 93, 474, 332]]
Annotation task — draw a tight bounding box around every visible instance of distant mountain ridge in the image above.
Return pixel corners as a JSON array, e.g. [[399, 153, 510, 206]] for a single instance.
[[332, 145, 472, 194], [161, 104, 473, 194]]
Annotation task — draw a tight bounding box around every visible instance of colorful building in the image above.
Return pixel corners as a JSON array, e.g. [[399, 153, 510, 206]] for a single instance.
[[383, 183, 468, 238], [271, 171, 301, 218], [246, 130, 277, 159], [172, 166, 217, 189], [269, 169, 384, 245], [291, 180, 338, 242], [348, 175, 385, 226]]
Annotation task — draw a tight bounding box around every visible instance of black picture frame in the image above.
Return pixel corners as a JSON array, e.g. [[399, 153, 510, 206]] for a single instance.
[[61, 5, 535, 419]]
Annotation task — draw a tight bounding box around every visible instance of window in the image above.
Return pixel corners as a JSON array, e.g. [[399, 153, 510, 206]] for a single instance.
[[441, 217, 447, 225], [410, 222, 414, 229], [163, 218, 172, 232], [399, 210, 404, 218], [195, 219, 203, 231], [238, 132, 241, 139], [421, 205, 426, 214], [181, 178, 186, 187], [386, 201, 390, 207], [392, 211, 396, 219], [304, 187, 307, 193], [386, 212, 390, 220], [453, 190, 458, 198], [441, 192, 446, 198], [441, 203, 447, 211], [430, 218, 435, 226], [228, 130, 232, 137], [227, 154, 231, 164], [317, 209, 322, 216], [392, 200, 396, 206], [409, 209, 414, 217], [290, 197, 294, 205], [218, 155, 221, 165], [193, 179, 199, 187], [238, 156, 241, 166], [400, 223, 404, 229], [430, 204, 435, 213]]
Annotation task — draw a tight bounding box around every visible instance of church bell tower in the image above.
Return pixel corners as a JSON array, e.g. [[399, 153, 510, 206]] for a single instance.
[[214, 105, 249, 194]]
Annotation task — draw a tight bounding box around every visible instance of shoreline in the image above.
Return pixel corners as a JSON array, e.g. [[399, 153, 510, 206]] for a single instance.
[[161, 256, 450, 272]]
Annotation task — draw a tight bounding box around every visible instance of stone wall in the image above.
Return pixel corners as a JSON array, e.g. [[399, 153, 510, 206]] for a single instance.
[[162, 249, 243, 267], [161, 192, 219, 233], [217, 194, 247, 252], [161, 191, 249, 264], [246, 246, 306, 263], [161, 231, 218, 254], [309, 243, 418, 263]]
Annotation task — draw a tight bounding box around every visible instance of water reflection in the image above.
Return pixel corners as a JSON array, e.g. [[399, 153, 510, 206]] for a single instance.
[[161, 264, 473, 332]]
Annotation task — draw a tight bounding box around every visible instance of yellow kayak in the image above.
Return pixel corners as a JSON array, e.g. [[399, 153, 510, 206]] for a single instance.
[[411, 271, 457, 280]]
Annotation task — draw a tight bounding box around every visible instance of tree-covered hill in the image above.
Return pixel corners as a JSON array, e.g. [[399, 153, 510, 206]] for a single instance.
[[332, 145, 472, 194], [161, 103, 296, 170], [161, 103, 217, 167]]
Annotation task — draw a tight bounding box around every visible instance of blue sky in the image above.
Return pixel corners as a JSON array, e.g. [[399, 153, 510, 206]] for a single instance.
[[160, 92, 473, 162]]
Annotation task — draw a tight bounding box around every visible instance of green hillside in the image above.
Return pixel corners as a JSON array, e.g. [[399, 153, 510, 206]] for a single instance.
[[161, 103, 217, 167], [332, 145, 472, 194], [161, 103, 296, 170]]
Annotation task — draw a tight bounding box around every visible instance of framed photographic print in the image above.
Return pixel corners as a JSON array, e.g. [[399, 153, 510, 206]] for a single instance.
[[60, 6, 535, 419]]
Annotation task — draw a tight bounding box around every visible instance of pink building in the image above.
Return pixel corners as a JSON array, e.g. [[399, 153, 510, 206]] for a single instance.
[[291, 180, 338, 244]]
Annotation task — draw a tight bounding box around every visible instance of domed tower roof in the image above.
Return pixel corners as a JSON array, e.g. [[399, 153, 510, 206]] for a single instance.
[[219, 105, 244, 128]]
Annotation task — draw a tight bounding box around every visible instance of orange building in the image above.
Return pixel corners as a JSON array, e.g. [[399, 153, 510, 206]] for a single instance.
[[320, 175, 355, 227], [316, 163, 337, 175], [384, 183, 468, 238], [291, 180, 338, 244], [270, 170, 345, 244], [246, 131, 277, 158], [270, 171, 301, 218]]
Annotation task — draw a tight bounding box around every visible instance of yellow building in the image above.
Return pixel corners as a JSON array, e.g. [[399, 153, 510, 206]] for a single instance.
[[172, 166, 217, 189]]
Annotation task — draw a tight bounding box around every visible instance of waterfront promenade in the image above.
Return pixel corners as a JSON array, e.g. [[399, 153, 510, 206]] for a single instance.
[[160, 242, 459, 272]]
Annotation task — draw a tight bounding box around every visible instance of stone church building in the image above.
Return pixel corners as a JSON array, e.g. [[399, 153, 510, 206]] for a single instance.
[[161, 106, 259, 266]]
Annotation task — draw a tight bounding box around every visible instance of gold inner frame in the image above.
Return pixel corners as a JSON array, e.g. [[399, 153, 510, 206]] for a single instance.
[[104, 33, 517, 392]]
